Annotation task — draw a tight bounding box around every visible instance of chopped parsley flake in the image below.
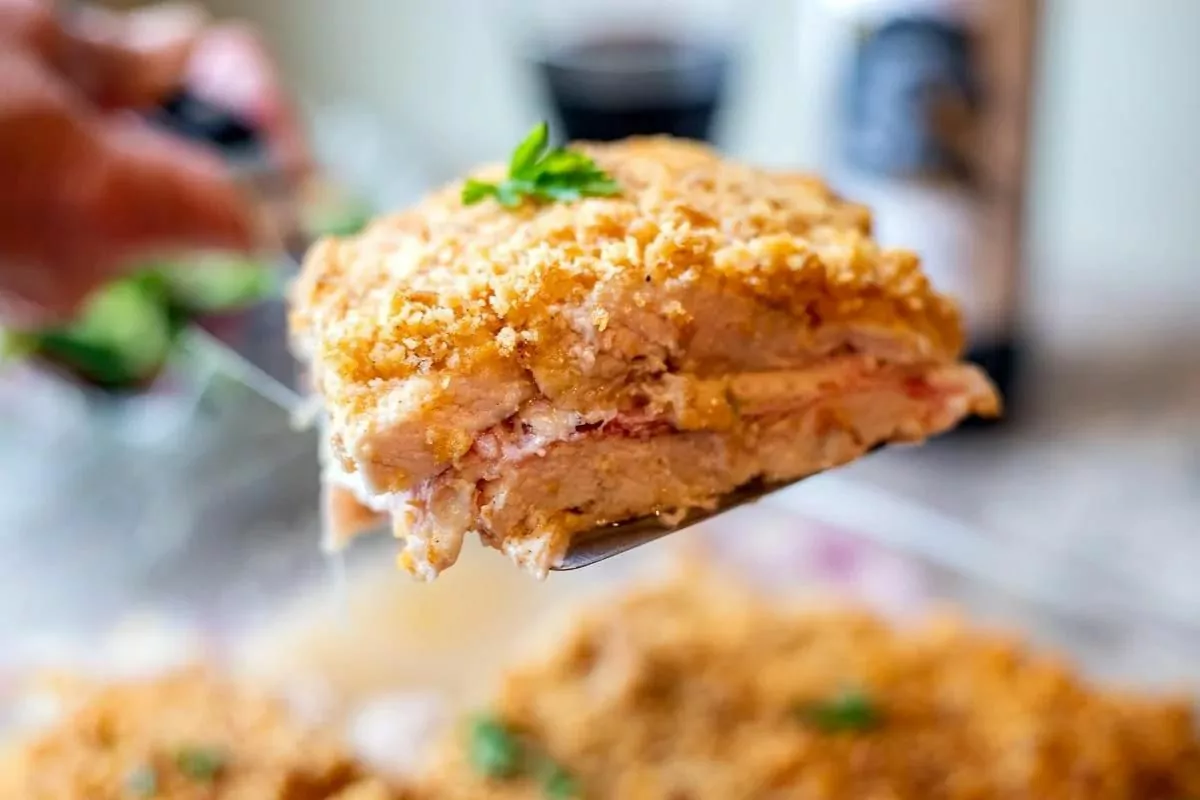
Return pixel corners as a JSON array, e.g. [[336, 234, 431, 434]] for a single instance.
[[175, 745, 227, 782], [797, 689, 882, 733], [467, 714, 582, 797], [124, 764, 158, 797], [538, 758, 581, 799], [468, 716, 523, 778]]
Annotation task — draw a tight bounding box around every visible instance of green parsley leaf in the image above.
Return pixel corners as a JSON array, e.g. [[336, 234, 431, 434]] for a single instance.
[[469, 716, 523, 779], [124, 764, 159, 797], [535, 148, 593, 176], [538, 759, 580, 799], [462, 178, 498, 206], [462, 122, 620, 208], [540, 184, 582, 203], [175, 746, 227, 782], [580, 176, 620, 195], [509, 121, 550, 178], [796, 689, 881, 733], [495, 181, 529, 209]]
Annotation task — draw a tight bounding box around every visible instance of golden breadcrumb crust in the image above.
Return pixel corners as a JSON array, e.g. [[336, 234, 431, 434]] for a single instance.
[[0, 669, 410, 800], [290, 137, 966, 419], [426, 571, 1200, 799]]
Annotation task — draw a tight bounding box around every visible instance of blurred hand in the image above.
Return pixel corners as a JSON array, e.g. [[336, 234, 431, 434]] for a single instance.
[[0, 0, 307, 324]]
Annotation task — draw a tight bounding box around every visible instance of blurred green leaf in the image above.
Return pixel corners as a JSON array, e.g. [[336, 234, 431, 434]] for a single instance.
[[31, 279, 173, 386], [175, 746, 226, 782], [469, 716, 523, 779], [796, 689, 882, 733], [0, 328, 37, 362], [124, 764, 158, 797], [152, 255, 276, 312], [305, 195, 375, 238], [538, 759, 580, 799], [5, 249, 280, 390]]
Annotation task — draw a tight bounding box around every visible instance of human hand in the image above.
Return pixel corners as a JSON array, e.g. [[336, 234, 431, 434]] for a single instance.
[[0, 0, 306, 324]]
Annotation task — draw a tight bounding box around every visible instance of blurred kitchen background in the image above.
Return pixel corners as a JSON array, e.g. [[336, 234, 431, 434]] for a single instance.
[[2, 0, 1199, 735], [182, 0, 1200, 418]]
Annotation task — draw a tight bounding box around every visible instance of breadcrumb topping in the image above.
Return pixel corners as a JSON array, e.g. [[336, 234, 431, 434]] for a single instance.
[[427, 571, 1200, 799], [290, 138, 964, 418], [0, 670, 410, 799]]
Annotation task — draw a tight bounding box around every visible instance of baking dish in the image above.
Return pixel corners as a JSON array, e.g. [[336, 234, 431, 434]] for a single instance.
[[1, 367, 1196, 760]]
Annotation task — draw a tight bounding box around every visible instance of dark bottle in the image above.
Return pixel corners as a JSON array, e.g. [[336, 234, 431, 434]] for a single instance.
[[823, 0, 1041, 425], [531, 36, 733, 143]]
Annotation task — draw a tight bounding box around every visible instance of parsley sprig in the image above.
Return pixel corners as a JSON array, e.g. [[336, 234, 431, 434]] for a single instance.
[[462, 122, 620, 208]]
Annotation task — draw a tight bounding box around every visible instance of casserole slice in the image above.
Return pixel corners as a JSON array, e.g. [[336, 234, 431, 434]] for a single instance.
[[290, 136, 999, 579]]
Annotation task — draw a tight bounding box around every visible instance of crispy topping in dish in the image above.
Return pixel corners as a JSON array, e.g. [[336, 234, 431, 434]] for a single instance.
[[0, 670, 411, 799], [427, 571, 1200, 799]]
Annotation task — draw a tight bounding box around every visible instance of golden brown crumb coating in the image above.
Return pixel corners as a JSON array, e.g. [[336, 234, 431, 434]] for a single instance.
[[0, 669, 412, 800], [290, 137, 966, 423], [426, 572, 1200, 799]]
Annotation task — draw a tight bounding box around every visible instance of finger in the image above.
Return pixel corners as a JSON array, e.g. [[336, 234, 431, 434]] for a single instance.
[[0, 289, 59, 329], [0, 261, 98, 325], [0, 42, 257, 321], [0, 0, 57, 53], [58, 2, 208, 109], [0, 46, 114, 320], [1, 117, 256, 323]]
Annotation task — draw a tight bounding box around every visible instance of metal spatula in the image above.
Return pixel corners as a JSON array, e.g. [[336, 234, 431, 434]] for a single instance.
[[552, 477, 821, 570], [551, 446, 887, 570]]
